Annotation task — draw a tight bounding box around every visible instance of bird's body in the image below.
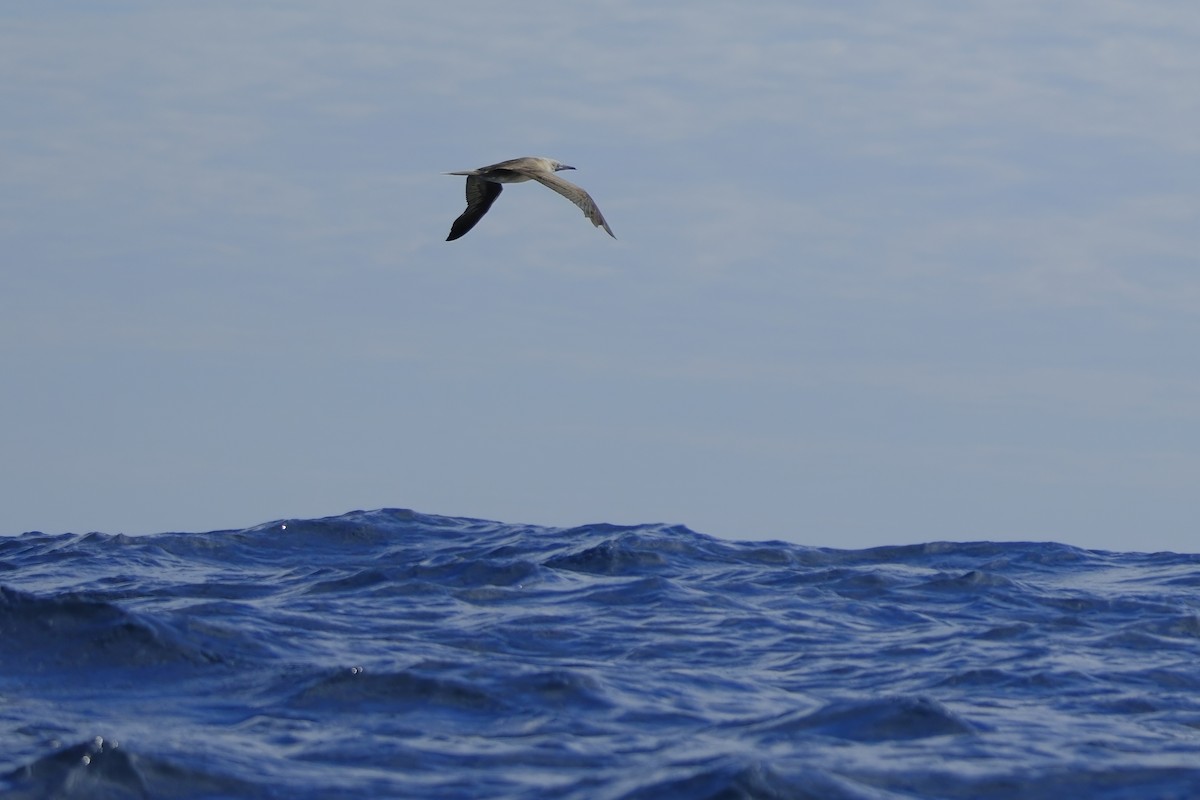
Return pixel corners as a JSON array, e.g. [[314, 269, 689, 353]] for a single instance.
[[445, 157, 615, 241]]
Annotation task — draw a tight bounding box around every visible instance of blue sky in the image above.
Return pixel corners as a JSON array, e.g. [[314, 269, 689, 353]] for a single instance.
[[3, 2, 1198, 551]]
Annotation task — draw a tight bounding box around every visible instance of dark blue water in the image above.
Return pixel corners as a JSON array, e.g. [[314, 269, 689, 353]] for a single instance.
[[2, 509, 1199, 799]]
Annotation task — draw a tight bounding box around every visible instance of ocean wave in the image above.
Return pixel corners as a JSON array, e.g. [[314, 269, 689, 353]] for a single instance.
[[2, 509, 1199, 798]]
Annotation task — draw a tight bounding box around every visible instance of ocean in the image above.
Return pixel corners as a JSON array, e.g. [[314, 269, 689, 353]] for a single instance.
[[2, 508, 1199, 799]]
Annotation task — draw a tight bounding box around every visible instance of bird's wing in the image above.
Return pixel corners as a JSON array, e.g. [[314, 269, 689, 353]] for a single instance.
[[447, 177, 502, 241], [528, 171, 616, 238], [479, 156, 540, 172]]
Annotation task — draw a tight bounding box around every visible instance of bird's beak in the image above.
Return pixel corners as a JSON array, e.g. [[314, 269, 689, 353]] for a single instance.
[[560, 164, 576, 171]]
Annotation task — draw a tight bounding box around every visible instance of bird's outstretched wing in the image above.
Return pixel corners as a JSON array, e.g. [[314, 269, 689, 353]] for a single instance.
[[447, 177, 503, 241], [528, 171, 616, 238]]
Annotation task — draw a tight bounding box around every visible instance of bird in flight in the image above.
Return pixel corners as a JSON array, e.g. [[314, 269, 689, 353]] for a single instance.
[[445, 157, 615, 241]]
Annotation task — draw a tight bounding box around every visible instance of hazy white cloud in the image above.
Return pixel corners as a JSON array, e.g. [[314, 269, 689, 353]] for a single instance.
[[2, 1, 1198, 550]]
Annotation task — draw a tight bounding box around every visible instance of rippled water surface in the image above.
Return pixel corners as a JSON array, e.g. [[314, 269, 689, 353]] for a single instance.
[[3, 509, 1199, 798]]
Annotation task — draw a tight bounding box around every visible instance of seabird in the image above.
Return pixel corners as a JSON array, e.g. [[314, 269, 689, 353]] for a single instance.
[[445, 157, 615, 241]]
